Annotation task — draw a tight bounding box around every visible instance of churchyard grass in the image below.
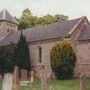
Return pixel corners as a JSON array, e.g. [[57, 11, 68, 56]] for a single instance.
[[0, 80, 2, 90], [19, 79, 90, 90], [0, 79, 90, 90]]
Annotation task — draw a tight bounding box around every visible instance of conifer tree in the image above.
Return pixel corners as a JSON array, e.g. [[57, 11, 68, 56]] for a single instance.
[[14, 30, 31, 71]]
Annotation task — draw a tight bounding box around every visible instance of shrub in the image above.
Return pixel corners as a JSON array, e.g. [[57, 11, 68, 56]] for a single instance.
[[50, 41, 76, 79]]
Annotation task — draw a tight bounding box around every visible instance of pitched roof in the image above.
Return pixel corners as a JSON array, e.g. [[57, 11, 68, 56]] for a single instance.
[[0, 17, 82, 46], [77, 24, 90, 41], [0, 9, 17, 24]]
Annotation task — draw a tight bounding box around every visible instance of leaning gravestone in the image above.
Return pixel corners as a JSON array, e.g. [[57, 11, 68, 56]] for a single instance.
[[2, 73, 13, 90], [80, 73, 87, 90]]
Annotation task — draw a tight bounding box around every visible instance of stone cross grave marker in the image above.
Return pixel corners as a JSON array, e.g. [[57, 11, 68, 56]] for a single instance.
[[80, 73, 87, 90]]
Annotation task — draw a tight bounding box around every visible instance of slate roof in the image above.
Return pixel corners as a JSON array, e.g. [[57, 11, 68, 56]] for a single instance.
[[0, 9, 17, 24], [77, 24, 90, 41], [0, 17, 82, 46]]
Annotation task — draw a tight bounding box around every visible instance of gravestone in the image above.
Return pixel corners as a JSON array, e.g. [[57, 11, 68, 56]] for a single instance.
[[80, 73, 87, 90], [30, 71, 34, 84], [2, 73, 13, 90], [21, 69, 27, 81], [19, 71, 34, 88], [39, 63, 48, 90], [13, 66, 19, 90], [47, 71, 54, 90], [30, 71, 34, 90]]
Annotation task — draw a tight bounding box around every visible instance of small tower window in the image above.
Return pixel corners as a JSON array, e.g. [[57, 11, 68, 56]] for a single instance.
[[39, 46, 42, 63]]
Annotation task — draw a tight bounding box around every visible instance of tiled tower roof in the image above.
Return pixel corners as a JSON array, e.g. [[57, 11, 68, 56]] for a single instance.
[[0, 9, 18, 24]]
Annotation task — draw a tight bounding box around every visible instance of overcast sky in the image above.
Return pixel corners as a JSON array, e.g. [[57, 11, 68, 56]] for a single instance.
[[0, 0, 90, 19]]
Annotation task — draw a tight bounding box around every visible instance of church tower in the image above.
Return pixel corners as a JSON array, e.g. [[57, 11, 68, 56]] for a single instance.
[[0, 9, 18, 38]]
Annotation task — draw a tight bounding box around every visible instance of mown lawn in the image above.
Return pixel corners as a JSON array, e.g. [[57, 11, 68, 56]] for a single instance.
[[19, 79, 90, 90], [0, 79, 90, 90]]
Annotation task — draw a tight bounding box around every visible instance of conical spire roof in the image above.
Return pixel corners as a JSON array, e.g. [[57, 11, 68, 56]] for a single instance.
[[0, 9, 18, 24]]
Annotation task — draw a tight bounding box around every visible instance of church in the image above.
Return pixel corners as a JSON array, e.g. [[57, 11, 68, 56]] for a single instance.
[[0, 9, 90, 77]]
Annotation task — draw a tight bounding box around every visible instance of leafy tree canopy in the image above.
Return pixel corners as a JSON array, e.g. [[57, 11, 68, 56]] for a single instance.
[[17, 8, 69, 29]]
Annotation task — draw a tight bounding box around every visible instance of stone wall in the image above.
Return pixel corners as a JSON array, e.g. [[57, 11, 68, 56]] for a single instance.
[[4, 21, 18, 31], [29, 39, 90, 78], [0, 21, 17, 37], [29, 40, 77, 77], [75, 42, 90, 77], [29, 40, 60, 77]]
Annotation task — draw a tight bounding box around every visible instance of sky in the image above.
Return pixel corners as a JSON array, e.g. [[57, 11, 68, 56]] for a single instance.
[[0, 0, 90, 19]]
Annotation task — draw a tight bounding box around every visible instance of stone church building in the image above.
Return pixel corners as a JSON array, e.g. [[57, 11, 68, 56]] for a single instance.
[[0, 9, 90, 77]]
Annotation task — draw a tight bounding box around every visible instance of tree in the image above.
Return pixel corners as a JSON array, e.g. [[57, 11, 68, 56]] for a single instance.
[[22, 8, 32, 16], [18, 8, 34, 29], [55, 14, 69, 22], [14, 30, 31, 71], [50, 41, 76, 79], [18, 8, 69, 29], [0, 46, 14, 76], [39, 14, 55, 25]]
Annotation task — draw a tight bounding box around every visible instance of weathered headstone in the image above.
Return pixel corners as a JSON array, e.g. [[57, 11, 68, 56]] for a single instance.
[[39, 63, 48, 90], [30, 71, 34, 90], [19, 70, 31, 86], [47, 71, 54, 90], [2, 73, 13, 90], [30, 71, 34, 84], [13, 66, 19, 90], [21, 69, 27, 81], [80, 73, 87, 90]]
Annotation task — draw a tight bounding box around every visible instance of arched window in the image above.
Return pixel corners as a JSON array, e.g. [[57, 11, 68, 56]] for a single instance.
[[39, 46, 42, 63]]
